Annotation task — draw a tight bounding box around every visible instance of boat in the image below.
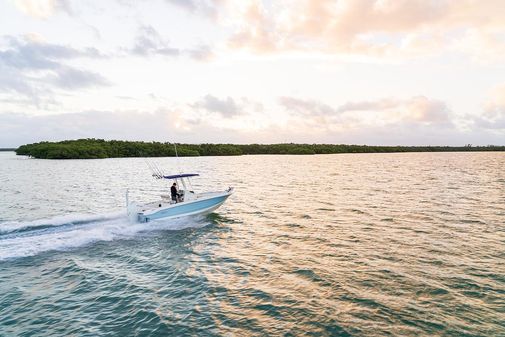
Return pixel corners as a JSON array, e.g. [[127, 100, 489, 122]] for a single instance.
[[126, 173, 233, 223]]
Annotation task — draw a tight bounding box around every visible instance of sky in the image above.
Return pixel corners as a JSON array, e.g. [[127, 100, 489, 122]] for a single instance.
[[1, 0, 505, 147]]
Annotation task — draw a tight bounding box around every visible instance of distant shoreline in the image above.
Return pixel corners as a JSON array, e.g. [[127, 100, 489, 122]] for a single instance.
[[13, 139, 505, 159]]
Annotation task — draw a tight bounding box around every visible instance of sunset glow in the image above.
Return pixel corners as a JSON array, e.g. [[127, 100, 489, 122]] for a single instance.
[[1, 0, 505, 146]]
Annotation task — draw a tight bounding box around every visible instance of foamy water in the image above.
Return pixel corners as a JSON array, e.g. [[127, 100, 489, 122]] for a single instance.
[[0, 211, 211, 260]]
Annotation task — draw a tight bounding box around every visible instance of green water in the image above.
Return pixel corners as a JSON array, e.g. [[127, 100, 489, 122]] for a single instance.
[[0, 152, 504, 336]]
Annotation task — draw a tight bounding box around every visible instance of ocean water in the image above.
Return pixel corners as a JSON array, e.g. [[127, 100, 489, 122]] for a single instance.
[[0, 151, 504, 336]]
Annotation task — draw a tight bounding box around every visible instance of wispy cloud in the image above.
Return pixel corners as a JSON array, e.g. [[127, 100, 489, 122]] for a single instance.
[[125, 25, 216, 62], [44, 67, 110, 89], [129, 25, 180, 57], [0, 35, 102, 70], [0, 35, 109, 104]]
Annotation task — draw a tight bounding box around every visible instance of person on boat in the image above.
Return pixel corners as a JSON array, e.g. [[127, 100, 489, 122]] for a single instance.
[[171, 182, 180, 203]]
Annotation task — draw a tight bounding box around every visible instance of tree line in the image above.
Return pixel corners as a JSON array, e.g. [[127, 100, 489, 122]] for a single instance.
[[14, 139, 505, 159]]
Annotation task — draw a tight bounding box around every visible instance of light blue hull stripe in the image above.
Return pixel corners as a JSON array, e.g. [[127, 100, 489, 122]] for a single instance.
[[139, 195, 229, 222]]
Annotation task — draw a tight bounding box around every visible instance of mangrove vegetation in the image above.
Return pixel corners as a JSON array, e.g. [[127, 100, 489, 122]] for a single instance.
[[14, 139, 505, 159]]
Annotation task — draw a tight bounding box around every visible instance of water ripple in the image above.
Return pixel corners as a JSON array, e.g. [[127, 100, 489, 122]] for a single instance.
[[0, 152, 504, 336]]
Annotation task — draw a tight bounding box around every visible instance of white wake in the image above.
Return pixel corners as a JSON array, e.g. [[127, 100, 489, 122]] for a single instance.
[[0, 211, 211, 260]]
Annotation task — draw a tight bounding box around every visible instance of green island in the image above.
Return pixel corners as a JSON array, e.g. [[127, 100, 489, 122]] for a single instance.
[[13, 139, 505, 159]]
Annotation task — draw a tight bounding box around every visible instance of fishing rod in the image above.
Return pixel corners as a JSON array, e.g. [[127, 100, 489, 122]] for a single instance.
[[145, 159, 163, 179], [152, 161, 164, 178], [145, 142, 181, 179]]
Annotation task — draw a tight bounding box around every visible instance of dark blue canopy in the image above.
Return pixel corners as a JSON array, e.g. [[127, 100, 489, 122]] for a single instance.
[[163, 173, 199, 179]]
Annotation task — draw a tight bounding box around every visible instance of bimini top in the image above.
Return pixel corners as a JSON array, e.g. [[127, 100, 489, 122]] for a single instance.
[[163, 173, 199, 179]]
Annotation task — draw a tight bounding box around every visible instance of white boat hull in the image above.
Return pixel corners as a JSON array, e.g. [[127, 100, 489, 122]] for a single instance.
[[128, 189, 233, 223]]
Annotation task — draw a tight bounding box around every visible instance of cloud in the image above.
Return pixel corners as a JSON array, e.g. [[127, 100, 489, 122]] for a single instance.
[[126, 25, 216, 61], [225, 0, 505, 61], [129, 25, 180, 57], [336, 99, 400, 113], [0, 93, 503, 147], [0, 63, 35, 95], [476, 108, 505, 129], [45, 67, 110, 89], [190, 94, 264, 119], [279, 95, 454, 133], [336, 96, 451, 125], [192, 94, 241, 118], [14, 0, 72, 18], [164, 0, 224, 19], [0, 110, 175, 147], [405, 96, 451, 124], [279, 97, 338, 116], [186, 45, 215, 61], [165, 0, 199, 11], [475, 84, 505, 130], [278, 95, 452, 130], [228, 0, 279, 52], [114, 0, 225, 19], [276, 94, 505, 145], [0, 35, 103, 70], [0, 35, 109, 104], [0, 108, 251, 147]]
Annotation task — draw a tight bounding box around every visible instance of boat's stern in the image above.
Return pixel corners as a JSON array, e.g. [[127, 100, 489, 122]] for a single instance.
[[127, 201, 142, 223], [137, 213, 149, 223]]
